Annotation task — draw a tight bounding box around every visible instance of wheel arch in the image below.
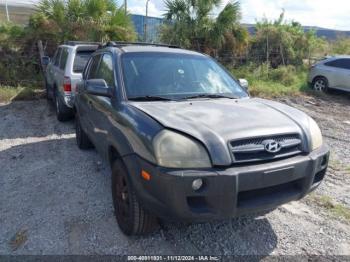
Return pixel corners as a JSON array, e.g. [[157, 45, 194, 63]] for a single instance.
[[108, 145, 123, 168], [312, 75, 329, 85]]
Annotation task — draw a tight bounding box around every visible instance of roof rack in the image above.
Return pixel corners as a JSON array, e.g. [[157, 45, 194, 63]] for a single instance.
[[100, 41, 180, 49], [64, 41, 101, 46]]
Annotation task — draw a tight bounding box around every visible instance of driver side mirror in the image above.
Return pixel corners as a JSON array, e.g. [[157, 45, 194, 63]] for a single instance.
[[239, 79, 249, 90], [86, 79, 112, 97]]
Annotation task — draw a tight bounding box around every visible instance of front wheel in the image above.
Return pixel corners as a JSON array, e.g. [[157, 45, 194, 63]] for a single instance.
[[111, 159, 159, 235]]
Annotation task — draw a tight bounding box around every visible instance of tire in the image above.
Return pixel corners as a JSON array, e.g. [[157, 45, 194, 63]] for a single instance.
[[312, 77, 329, 92], [111, 159, 159, 236], [54, 89, 73, 122], [75, 115, 94, 150]]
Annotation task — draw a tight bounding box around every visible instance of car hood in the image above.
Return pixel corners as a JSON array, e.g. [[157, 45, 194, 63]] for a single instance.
[[130, 98, 311, 166]]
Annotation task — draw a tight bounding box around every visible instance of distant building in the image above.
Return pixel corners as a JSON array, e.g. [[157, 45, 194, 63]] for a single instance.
[[131, 14, 164, 42]]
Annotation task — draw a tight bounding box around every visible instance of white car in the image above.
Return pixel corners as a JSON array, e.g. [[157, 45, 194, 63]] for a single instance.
[[43, 42, 99, 121], [308, 56, 350, 92]]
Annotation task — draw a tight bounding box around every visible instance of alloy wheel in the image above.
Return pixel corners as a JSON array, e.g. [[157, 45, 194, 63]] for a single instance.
[[314, 79, 326, 91]]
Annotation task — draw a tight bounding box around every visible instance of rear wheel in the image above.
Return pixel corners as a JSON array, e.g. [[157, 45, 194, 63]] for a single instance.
[[54, 89, 73, 122], [312, 77, 328, 92], [75, 115, 93, 150], [111, 159, 158, 235]]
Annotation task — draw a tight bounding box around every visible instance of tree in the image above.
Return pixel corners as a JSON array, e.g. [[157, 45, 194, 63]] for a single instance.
[[160, 0, 247, 56], [28, 0, 136, 48], [250, 11, 326, 67]]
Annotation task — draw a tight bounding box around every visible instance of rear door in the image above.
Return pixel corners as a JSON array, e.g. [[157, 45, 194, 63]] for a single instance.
[[52, 48, 63, 88], [46, 48, 60, 89], [57, 47, 69, 94]]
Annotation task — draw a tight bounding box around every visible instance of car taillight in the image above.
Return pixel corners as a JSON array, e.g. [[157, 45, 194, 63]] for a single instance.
[[63, 76, 71, 92]]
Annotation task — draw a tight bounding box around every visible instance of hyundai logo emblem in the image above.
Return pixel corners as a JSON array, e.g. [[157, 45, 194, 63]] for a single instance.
[[263, 139, 282, 153]]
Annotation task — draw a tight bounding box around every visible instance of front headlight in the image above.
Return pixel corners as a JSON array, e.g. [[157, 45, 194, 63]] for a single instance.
[[309, 117, 323, 151], [153, 130, 211, 168]]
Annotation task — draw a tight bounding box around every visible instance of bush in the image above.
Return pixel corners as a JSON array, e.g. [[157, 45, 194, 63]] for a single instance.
[[268, 65, 298, 86]]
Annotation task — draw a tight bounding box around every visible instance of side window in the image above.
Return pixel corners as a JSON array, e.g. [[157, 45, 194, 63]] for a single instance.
[[52, 49, 58, 64], [59, 48, 69, 70], [344, 59, 350, 70], [325, 59, 350, 69], [95, 54, 114, 87], [87, 54, 102, 79], [54, 48, 62, 67]]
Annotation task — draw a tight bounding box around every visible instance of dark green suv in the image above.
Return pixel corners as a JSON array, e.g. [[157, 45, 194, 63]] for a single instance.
[[75, 42, 329, 236]]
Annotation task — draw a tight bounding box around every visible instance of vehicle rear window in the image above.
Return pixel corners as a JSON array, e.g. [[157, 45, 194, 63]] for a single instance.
[[73, 51, 94, 73]]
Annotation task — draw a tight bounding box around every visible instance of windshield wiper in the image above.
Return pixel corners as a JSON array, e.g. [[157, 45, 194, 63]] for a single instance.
[[183, 94, 237, 100], [128, 96, 174, 101]]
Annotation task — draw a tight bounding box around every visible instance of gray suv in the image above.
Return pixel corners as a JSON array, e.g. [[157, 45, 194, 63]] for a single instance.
[[75, 42, 330, 236], [44, 42, 99, 121], [308, 56, 350, 92]]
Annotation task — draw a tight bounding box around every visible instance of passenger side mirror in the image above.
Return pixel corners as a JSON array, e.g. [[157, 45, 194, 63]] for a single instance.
[[41, 56, 50, 66], [86, 79, 112, 97], [239, 79, 249, 90]]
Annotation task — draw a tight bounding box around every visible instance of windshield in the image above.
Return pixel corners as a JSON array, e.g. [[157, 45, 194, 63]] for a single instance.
[[121, 53, 248, 100]]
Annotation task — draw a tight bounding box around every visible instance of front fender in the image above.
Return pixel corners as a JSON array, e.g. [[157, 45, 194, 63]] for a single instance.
[[106, 103, 164, 164]]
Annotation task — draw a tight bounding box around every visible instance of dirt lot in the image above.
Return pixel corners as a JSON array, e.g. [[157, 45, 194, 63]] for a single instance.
[[0, 93, 350, 256]]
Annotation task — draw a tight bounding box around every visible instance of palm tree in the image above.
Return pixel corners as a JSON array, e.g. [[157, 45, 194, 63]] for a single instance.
[[161, 0, 244, 55], [30, 0, 136, 43]]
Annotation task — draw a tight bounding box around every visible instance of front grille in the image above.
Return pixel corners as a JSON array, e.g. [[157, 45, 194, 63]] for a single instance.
[[230, 134, 303, 164]]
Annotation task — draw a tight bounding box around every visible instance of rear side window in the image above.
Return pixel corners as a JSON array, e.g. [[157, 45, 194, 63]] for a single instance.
[[95, 54, 114, 87], [54, 48, 62, 67], [59, 48, 69, 70], [87, 55, 102, 79], [325, 59, 350, 69], [74, 51, 94, 73]]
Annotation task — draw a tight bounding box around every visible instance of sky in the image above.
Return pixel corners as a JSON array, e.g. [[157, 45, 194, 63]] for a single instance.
[[3, 0, 350, 31]]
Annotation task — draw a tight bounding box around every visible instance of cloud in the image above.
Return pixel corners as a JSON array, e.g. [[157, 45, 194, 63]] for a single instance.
[[239, 0, 350, 30], [125, 0, 350, 30], [125, 0, 166, 17], [6, 0, 350, 30]]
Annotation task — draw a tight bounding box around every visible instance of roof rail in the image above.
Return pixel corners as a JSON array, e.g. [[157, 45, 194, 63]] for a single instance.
[[64, 41, 101, 46], [100, 41, 180, 49]]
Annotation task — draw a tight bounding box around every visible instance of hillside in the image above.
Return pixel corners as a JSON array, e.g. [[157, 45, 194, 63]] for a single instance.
[[244, 24, 350, 40]]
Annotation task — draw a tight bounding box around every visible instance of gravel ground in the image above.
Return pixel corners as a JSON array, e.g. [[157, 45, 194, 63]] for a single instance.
[[0, 94, 349, 256]]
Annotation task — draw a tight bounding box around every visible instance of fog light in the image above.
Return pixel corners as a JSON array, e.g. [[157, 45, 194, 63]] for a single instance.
[[192, 178, 203, 191]]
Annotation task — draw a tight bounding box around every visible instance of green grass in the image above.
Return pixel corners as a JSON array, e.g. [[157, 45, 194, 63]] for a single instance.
[[0, 86, 23, 102], [231, 64, 312, 98], [0, 85, 44, 103], [249, 78, 309, 97], [309, 194, 350, 222]]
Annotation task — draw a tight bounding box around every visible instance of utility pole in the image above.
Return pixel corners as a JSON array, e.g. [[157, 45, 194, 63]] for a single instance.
[[144, 0, 150, 42], [5, 0, 10, 22], [124, 0, 127, 14]]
